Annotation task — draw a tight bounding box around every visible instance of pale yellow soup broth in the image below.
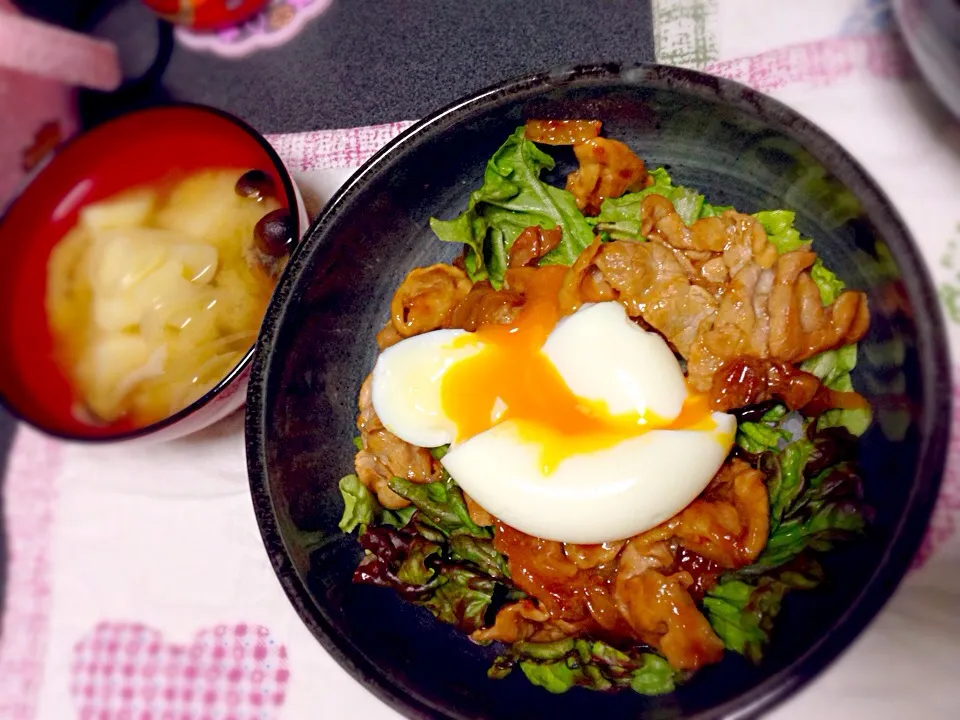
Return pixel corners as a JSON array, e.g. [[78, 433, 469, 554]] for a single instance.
[[46, 169, 281, 427]]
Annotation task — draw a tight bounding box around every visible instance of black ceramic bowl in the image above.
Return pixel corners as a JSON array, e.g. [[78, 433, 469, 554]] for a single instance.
[[246, 64, 949, 719]]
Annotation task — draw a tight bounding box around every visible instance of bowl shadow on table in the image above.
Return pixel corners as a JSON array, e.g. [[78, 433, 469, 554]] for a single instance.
[[252, 69, 948, 719]]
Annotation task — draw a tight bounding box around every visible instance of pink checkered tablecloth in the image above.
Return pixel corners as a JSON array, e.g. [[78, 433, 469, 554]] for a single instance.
[[3, 1, 960, 718]]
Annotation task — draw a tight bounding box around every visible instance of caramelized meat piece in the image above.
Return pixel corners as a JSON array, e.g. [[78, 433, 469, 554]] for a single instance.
[[664, 458, 770, 567], [640, 198, 777, 281], [390, 264, 472, 338], [612, 535, 724, 670], [471, 599, 574, 645], [594, 240, 718, 356], [494, 522, 583, 619], [710, 357, 822, 411], [563, 541, 626, 569], [615, 567, 725, 670], [566, 138, 650, 215], [353, 451, 408, 509], [508, 226, 562, 268], [685, 260, 776, 390], [354, 375, 442, 508], [573, 200, 868, 392], [642, 194, 727, 254], [488, 456, 768, 671], [670, 548, 724, 601], [450, 267, 560, 329], [450, 281, 525, 330], [768, 250, 870, 362], [558, 239, 616, 313], [375, 321, 404, 350], [524, 119, 602, 145]]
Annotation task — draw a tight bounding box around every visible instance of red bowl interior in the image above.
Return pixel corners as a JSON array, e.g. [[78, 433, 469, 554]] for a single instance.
[[0, 106, 291, 439]]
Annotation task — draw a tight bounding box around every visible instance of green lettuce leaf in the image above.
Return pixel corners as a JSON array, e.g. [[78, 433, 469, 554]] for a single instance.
[[757, 433, 866, 569], [751, 209, 850, 306], [381, 505, 418, 529], [801, 344, 872, 436], [429, 444, 450, 461], [354, 526, 505, 634], [704, 563, 822, 663], [753, 210, 808, 253], [492, 638, 680, 695], [801, 344, 857, 387], [811, 258, 845, 305], [388, 472, 491, 539], [394, 536, 443, 586], [521, 662, 576, 693], [449, 534, 510, 579], [338, 474, 417, 533], [705, 427, 868, 661], [817, 404, 872, 437], [420, 565, 499, 633], [591, 167, 704, 240], [429, 127, 594, 288], [338, 475, 376, 533], [735, 404, 789, 453], [765, 439, 815, 531]]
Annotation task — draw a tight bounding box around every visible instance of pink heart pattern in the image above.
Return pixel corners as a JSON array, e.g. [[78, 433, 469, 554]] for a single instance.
[[70, 622, 289, 720]]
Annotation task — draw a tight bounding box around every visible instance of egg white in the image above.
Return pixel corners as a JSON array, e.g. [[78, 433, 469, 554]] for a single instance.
[[371, 329, 482, 448], [541, 302, 687, 420], [370, 301, 737, 543], [440, 415, 735, 543]]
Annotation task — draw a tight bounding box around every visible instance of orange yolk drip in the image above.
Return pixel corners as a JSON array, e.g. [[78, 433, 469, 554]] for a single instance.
[[439, 266, 716, 471]]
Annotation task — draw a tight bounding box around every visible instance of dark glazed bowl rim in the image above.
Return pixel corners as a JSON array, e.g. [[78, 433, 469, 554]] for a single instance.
[[246, 63, 951, 719], [0, 103, 300, 443]]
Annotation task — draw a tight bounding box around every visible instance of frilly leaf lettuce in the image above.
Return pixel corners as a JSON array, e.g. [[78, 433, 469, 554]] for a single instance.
[[705, 428, 868, 660], [802, 344, 872, 436], [337, 474, 416, 534], [758, 430, 867, 568], [753, 210, 808, 253], [703, 563, 822, 663], [763, 440, 810, 532], [699, 202, 733, 218], [801, 344, 857, 387], [337, 474, 376, 533], [735, 404, 789, 453], [449, 534, 510, 579], [810, 258, 846, 305], [382, 505, 418, 529], [354, 526, 503, 634], [388, 471, 490, 539], [753, 209, 851, 307], [421, 565, 500, 632], [492, 638, 680, 695], [429, 127, 594, 288]]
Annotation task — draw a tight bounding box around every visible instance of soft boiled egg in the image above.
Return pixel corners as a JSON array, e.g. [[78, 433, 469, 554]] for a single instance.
[[370, 269, 734, 544]]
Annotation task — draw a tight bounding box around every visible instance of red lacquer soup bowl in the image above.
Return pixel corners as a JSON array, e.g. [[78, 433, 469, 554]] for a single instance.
[[0, 105, 303, 443]]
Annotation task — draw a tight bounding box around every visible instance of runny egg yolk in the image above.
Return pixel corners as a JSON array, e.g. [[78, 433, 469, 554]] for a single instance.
[[439, 266, 717, 472]]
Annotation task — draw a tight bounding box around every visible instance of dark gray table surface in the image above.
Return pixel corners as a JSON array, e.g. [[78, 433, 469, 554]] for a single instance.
[[84, 0, 656, 133]]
